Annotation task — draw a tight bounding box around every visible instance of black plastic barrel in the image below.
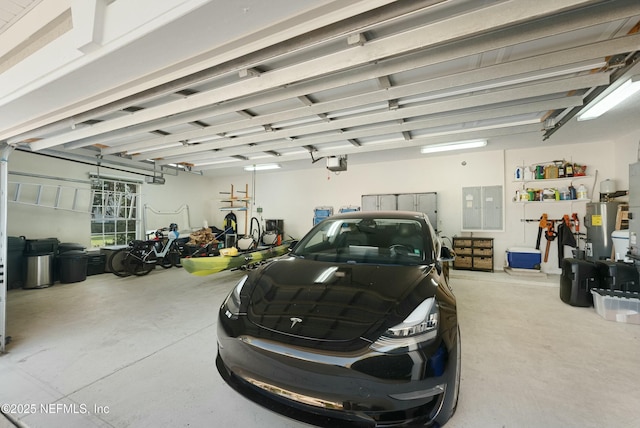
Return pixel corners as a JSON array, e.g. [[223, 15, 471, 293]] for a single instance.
[[560, 258, 598, 307], [58, 250, 89, 283], [58, 242, 85, 254]]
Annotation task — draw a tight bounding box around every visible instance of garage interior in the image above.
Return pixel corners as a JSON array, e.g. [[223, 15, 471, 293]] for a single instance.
[[1, 1, 640, 427]]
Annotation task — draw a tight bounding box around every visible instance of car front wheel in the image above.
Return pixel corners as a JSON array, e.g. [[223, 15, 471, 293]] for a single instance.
[[435, 325, 461, 426]]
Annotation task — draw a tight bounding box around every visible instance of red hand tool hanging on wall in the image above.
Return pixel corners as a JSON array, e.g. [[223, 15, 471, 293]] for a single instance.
[[544, 219, 557, 263], [571, 213, 580, 233]]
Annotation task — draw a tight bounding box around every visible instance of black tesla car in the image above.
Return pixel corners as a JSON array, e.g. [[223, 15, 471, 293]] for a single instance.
[[217, 211, 460, 427]]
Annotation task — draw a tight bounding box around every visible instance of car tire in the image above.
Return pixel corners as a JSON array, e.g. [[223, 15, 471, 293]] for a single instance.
[[435, 325, 461, 426]]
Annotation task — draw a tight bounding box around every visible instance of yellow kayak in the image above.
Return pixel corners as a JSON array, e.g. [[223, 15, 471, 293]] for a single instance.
[[181, 243, 291, 276]]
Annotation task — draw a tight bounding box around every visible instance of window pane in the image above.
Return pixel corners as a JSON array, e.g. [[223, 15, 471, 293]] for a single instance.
[[90, 178, 139, 247]]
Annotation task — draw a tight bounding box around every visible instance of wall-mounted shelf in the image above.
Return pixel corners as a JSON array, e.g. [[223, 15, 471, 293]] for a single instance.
[[513, 171, 596, 203], [514, 199, 590, 205], [220, 184, 251, 233], [513, 175, 591, 185]]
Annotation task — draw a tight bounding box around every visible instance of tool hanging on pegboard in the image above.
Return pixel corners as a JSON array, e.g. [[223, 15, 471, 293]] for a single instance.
[[524, 212, 583, 264], [543, 219, 557, 262], [535, 213, 548, 250]]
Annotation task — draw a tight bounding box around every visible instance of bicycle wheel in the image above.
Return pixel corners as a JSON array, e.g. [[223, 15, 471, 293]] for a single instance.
[[109, 248, 131, 277], [123, 251, 154, 276]]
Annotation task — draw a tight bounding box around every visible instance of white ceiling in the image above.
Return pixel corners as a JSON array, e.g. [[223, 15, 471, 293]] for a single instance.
[[0, 0, 639, 178]]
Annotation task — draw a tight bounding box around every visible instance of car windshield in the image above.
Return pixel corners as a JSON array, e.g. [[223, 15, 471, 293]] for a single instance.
[[292, 217, 433, 266]]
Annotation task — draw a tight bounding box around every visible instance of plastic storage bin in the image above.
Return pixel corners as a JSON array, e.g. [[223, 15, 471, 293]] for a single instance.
[[595, 260, 639, 293], [313, 206, 334, 225], [58, 250, 88, 283], [339, 206, 360, 213], [507, 247, 541, 269], [7, 236, 26, 289], [611, 229, 631, 262], [25, 238, 59, 256], [560, 258, 599, 307], [87, 253, 106, 276], [591, 289, 640, 324]]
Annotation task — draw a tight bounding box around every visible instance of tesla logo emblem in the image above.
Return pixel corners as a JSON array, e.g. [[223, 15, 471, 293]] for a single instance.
[[290, 317, 302, 328]]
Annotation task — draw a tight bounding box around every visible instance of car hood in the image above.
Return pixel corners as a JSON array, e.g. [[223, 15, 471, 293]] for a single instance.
[[246, 257, 436, 346]]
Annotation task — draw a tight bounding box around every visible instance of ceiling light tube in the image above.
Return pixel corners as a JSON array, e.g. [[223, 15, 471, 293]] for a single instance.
[[244, 164, 281, 171], [421, 139, 487, 154], [577, 75, 640, 121]]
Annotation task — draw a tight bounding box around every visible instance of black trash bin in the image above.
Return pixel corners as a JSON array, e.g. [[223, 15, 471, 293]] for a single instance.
[[560, 258, 599, 307], [58, 242, 85, 254], [57, 242, 86, 282], [58, 250, 89, 283], [7, 236, 26, 289]]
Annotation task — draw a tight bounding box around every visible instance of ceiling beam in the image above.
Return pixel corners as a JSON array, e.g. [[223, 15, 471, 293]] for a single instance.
[[195, 123, 544, 170], [161, 96, 583, 166], [100, 45, 617, 156], [142, 73, 606, 161], [1, 0, 412, 142], [65, 28, 640, 152], [24, 0, 610, 151]]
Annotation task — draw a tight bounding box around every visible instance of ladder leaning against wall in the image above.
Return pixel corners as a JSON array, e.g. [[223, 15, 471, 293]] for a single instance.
[[8, 180, 93, 213]]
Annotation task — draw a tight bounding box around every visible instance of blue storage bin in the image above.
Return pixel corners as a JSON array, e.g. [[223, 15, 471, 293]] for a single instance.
[[507, 247, 541, 269], [314, 207, 333, 217], [339, 206, 360, 213]]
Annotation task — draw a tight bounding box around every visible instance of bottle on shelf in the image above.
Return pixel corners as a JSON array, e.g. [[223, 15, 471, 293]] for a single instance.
[[565, 162, 574, 177], [568, 184, 577, 200], [557, 160, 565, 178], [577, 184, 588, 199]]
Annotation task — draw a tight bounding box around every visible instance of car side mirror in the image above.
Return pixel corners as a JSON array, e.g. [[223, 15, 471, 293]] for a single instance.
[[288, 240, 299, 252], [439, 246, 455, 262]]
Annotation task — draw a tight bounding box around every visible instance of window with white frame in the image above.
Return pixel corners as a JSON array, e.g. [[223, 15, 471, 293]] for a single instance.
[[90, 178, 139, 247]]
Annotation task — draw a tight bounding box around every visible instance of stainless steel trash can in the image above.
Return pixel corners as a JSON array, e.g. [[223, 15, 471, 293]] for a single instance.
[[24, 253, 54, 289]]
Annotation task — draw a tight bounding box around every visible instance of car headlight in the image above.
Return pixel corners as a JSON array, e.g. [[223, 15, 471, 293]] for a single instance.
[[223, 275, 248, 319], [371, 297, 439, 352]]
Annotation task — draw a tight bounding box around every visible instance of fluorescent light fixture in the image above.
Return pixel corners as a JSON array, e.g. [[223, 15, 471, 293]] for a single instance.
[[421, 139, 487, 154], [578, 75, 640, 121], [244, 164, 281, 171]]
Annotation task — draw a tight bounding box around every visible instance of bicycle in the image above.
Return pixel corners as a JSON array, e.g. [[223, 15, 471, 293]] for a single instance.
[[109, 224, 184, 277]]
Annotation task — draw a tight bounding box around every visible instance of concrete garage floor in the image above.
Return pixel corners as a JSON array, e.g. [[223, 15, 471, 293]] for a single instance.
[[1, 266, 639, 428]]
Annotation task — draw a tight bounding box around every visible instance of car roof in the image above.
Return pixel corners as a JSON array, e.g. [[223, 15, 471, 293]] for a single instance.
[[328, 210, 429, 222]]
